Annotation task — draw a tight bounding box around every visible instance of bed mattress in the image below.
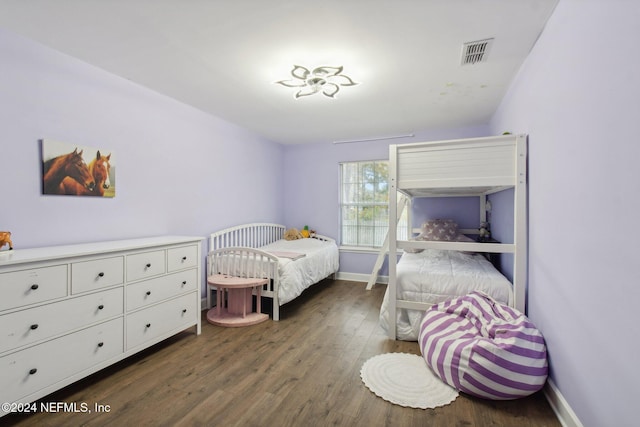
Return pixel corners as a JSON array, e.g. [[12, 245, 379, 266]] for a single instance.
[[261, 238, 339, 305], [379, 249, 513, 341]]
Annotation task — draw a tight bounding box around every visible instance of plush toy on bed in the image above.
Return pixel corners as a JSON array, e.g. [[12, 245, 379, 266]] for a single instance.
[[284, 228, 303, 240]]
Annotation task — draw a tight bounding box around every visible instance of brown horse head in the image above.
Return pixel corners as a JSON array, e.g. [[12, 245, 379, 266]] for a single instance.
[[63, 148, 95, 191], [89, 151, 112, 196], [44, 148, 95, 195]]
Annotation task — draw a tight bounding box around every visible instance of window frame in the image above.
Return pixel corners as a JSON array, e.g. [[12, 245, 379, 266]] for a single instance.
[[339, 159, 409, 250]]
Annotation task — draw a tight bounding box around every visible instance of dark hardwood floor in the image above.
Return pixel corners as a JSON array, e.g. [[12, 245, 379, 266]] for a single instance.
[[4, 280, 561, 427]]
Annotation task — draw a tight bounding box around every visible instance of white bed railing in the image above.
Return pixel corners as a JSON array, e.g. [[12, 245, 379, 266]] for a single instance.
[[209, 223, 285, 251], [208, 247, 278, 279]]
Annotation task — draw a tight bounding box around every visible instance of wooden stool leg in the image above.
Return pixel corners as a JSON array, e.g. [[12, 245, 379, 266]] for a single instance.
[[217, 288, 223, 317], [242, 288, 247, 318]]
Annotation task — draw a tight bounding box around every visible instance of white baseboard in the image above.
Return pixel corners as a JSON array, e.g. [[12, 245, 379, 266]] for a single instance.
[[334, 272, 389, 284], [544, 379, 583, 427]]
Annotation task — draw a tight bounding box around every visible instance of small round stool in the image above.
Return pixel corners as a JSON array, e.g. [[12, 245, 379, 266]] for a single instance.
[[206, 274, 269, 327]]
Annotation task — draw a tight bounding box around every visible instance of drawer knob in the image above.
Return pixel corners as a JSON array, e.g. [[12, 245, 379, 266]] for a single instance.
[[182, 309, 187, 314], [146, 323, 151, 328], [98, 304, 104, 310], [98, 342, 104, 347], [98, 272, 105, 278], [182, 256, 187, 261], [29, 368, 38, 375], [182, 281, 187, 286], [30, 324, 39, 330], [30, 284, 39, 290], [146, 291, 151, 296], [145, 263, 151, 268]]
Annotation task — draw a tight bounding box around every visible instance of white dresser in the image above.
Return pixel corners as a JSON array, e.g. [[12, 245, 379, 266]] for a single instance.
[[0, 236, 202, 416]]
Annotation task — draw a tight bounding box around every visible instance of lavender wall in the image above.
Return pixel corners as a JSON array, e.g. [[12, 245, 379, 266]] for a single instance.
[[411, 197, 480, 230], [282, 127, 490, 277], [490, 1, 640, 425], [0, 29, 284, 257], [488, 188, 515, 281]]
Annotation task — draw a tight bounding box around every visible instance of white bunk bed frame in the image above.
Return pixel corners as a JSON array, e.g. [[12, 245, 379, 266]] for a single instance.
[[386, 134, 528, 340]]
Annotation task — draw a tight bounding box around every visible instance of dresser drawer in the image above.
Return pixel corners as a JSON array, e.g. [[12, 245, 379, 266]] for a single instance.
[[0, 287, 123, 354], [0, 317, 123, 405], [0, 265, 67, 311], [126, 293, 197, 350], [71, 256, 124, 294], [167, 245, 198, 272], [126, 269, 197, 312], [127, 250, 166, 282]]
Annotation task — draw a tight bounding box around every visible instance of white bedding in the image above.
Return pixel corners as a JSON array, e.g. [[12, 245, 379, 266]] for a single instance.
[[379, 249, 513, 341], [261, 238, 339, 305]]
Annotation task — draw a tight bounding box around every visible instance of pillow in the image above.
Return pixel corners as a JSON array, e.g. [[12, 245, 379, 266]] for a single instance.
[[405, 220, 475, 253], [420, 219, 459, 241]]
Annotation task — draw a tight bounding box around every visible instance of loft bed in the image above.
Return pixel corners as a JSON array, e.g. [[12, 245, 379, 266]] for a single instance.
[[208, 223, 339, 321], [380, 134, 528, 340]]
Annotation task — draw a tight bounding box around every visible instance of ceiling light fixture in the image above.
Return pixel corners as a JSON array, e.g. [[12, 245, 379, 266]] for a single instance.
[[275, 65, 358, 99]]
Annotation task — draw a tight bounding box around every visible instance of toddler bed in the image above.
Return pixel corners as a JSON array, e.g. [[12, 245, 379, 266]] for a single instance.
[[208, 223, 339, 320]]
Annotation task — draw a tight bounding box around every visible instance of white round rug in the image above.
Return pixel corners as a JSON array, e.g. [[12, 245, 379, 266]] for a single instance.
[[360, 353, 459, 409]]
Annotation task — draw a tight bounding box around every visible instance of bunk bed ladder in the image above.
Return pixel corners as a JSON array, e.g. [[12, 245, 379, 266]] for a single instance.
[[366, 194, 408, 290]]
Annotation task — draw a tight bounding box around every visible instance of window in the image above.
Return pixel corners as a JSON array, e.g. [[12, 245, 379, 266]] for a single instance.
[[340, 160, 408, 248]]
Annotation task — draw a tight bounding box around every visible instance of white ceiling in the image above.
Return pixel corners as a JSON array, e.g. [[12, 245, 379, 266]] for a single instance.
[[0, 0, 558, 145]]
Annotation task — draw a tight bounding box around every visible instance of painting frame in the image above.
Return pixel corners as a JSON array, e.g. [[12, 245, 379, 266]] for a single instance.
[[41, 139, 115, 197]]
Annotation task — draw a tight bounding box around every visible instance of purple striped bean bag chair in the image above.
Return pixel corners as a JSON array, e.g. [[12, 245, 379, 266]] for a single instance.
[[418, 291, 548, 400]]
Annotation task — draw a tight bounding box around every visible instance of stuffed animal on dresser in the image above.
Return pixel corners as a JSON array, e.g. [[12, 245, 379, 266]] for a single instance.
[[0, 231, 13, 251]]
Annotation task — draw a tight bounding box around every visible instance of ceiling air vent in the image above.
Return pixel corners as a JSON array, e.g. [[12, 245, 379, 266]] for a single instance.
[[461, 38, 494, 65]]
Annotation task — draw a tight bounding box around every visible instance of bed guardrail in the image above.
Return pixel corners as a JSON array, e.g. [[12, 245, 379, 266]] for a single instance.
[[207, 247, 279, 281], [209, 223, 285, 251]]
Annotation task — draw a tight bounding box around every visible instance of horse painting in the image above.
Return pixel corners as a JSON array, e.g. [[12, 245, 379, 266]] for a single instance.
[[62, 151, 112, 196], [43, 148, 95, 195]]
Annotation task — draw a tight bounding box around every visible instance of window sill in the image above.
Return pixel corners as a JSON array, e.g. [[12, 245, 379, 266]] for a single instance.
[[339, 246, 380, 254], [339, 246, 404, 256]]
